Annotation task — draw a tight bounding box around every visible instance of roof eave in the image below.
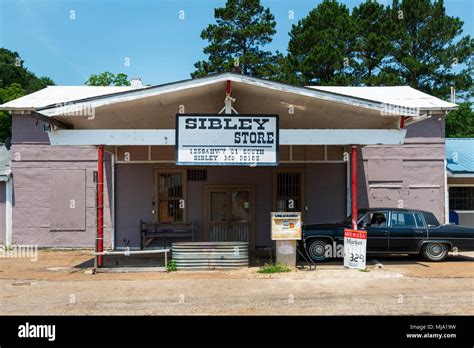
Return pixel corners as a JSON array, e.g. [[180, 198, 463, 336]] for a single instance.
[[35, 73, 393, 117]]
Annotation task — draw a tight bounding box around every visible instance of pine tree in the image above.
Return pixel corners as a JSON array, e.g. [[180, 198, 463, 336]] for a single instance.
[[192, 0, 280, 78], [285, 0, 357, 86], [387, 0, 473, 98]]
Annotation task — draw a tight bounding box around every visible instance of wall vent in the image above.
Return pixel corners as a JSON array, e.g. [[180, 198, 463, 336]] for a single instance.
[[187, 169, 207, 181]]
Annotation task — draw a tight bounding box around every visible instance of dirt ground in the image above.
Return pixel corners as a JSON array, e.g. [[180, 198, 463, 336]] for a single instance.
[[0, 250, 473, 315]]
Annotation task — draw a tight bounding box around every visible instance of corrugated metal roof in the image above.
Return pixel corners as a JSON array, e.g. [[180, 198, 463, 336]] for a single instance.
[[0, 145, 11, 181], [0, 73, 457, 114], [0, 86, 134, 110], [446, 138, 474, 174], [307, 86, 457, 110]]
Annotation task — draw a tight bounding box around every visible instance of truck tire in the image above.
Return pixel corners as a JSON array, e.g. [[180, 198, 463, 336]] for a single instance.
[[306, 239, 329, 262], [421, 242, 448, 262]]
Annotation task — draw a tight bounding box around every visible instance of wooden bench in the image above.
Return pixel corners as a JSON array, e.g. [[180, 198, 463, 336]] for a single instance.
[[140, 220, 193, 250]]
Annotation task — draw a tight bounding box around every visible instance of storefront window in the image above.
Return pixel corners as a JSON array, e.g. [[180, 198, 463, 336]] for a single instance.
[[157, 171, 185, 222], [275, 171, 302, 212], [449, 187, 474, 210]]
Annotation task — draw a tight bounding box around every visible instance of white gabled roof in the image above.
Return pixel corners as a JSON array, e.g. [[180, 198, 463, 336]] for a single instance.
[[0, 85, 135, 110], [0, 73, 457, 116], [307, 86, 457, 110]]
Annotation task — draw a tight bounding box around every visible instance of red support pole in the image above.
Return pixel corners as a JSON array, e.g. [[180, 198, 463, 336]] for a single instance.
[[226, 80, 231, 96], [97, 145, 104, 267], [351, 146, 358, 230], [399, 116, 405, 129]]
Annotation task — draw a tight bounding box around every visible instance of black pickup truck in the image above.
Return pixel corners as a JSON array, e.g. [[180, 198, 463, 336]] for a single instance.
[[302, 208, 474, 262]]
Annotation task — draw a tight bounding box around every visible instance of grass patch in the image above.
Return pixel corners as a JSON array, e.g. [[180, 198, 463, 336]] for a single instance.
[[167, 260, 177, 272], [358, 268, 370, 272], [258, 263, 292, 274]]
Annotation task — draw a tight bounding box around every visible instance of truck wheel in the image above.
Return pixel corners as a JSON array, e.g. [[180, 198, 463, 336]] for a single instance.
[[306, 239, 329, 262], [421, 242, 448, 262]]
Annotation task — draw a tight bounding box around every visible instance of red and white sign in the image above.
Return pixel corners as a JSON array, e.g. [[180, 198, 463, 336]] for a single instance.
[[343, 228, 367, 269]]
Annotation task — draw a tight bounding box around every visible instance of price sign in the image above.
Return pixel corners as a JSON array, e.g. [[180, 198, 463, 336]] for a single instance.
[[271, 212, 302, 240], [343, 229, 367, 269]]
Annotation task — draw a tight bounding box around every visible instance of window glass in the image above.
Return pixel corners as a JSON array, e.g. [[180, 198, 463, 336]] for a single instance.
[[368, 212, 388, 227], [275, 172, 301, 212], [391, 212, 417, 228], [157, 172, 184, 223], [414, 212, 425, 228], [449, 187, 474, 210], [357, 212, 387, 228], [422, 212, 440, 226]]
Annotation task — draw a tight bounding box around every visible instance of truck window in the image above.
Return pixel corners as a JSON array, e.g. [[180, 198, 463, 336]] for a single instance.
[[391, 212, 416, 228], [421, 212, 440, 227], [414, 212, 426, 228], [358, 212, 387, 228], [368, 212, 388, 227]]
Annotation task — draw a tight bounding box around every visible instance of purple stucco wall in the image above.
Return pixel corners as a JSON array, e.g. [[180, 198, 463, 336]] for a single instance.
[[10, 115, 113, 247], [114, 163, 346, 248], [359, 117, 446, 222]]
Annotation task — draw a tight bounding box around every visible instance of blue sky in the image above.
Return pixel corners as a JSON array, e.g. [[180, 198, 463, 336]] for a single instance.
[[0, 0, 472, 86]]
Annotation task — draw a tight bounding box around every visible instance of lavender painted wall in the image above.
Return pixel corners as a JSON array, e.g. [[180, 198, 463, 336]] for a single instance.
[[115, 163, 155, 247], [10, 114, 113, 247], [359, 117, 446, 222], [114, 163, 346, 248]]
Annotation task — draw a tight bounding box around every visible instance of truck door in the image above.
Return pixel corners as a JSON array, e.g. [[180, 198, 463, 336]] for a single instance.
[[361, 211, 389, 252], [389, 211, 427, 252]]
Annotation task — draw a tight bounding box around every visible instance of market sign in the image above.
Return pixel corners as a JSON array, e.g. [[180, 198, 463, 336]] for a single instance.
[[343, 228, 367, 269], [176, 114, 279, 166], [271, 212, 302, 240]]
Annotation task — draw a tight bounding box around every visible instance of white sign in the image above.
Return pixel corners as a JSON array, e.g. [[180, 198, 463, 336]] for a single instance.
[[176, 114, 279, 166], [271, 212, 302, 240], [343, 229, 367, 269]]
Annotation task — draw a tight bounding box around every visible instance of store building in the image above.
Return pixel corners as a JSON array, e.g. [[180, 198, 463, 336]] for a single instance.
[[0, 73, 457, 260]]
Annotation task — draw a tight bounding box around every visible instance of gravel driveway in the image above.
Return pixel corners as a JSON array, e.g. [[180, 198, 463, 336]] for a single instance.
[[1, 250, 473, 315]]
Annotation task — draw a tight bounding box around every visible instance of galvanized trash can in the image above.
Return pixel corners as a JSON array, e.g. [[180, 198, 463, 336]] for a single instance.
[[172, 242, 249, 270]]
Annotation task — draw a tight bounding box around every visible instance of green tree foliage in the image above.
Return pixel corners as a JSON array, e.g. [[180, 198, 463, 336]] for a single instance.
[[352, 0, 401, 86], [284, 0, 473, 95], [192, 0, 280, 78], [0, 83, 25, 142], [446, 102, 474, 137], [282, 0, 472, 137], [387, 0, 473, 99], [85, 72, 130, 86], [0, 48, 55, 142], [285, 0, 356, 86]]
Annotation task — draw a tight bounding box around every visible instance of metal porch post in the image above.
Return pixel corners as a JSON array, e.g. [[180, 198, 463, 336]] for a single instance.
[[97, 145, 104, 267], [351, 145, 358, 230]]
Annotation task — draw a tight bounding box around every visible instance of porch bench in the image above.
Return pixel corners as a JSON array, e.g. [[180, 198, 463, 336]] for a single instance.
[[140, 220, 194, 250]]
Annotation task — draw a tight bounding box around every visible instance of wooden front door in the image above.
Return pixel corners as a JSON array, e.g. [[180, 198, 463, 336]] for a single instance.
[[204, 186, 255, 249]]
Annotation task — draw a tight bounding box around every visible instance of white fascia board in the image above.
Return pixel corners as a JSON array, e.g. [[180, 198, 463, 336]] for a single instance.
[[448, 173, 474, 178], [48, 129, 407, 146], [48, 129, 175, 146], [37, 73, 393, 117], [280, 129, 407, 145]]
